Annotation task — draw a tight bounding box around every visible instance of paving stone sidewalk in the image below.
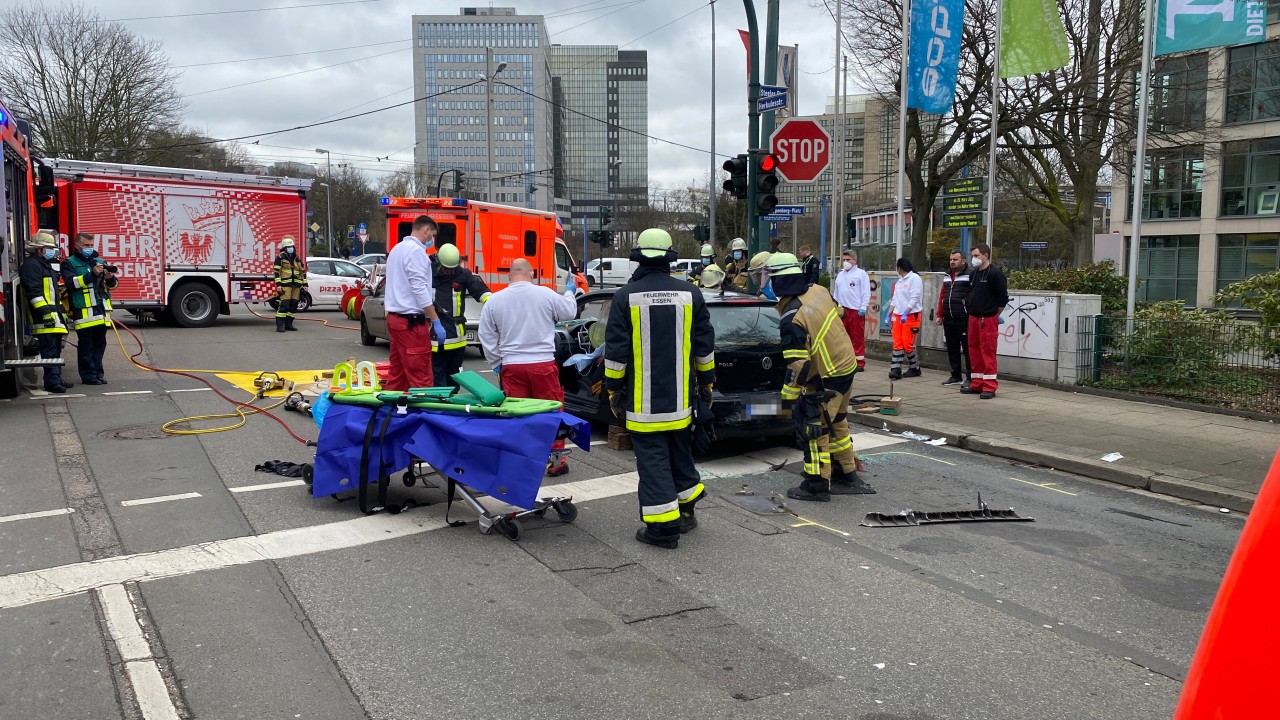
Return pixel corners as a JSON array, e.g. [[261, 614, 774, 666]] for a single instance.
[[844, 370, 1279, 512]]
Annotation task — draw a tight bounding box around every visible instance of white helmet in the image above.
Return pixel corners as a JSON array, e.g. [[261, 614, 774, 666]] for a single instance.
[[729, 237, 747, 252]]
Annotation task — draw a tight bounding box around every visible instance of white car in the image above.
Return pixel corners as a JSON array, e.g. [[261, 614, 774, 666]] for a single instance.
[[353, 253, 386, 269], [270, 257, 368, 311]]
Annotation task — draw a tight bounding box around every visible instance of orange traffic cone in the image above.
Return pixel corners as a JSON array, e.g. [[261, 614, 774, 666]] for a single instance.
[[1174, 450, 1280, 718]]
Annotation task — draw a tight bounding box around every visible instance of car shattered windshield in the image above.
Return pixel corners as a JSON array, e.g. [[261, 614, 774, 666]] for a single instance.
[[710, 305, 780, 348]]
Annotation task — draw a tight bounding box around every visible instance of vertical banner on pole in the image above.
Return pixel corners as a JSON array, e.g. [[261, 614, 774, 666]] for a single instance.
[[999, 0, 1071, 78], [1156, 0, 1268, 56], [906, 0, 967, 115]]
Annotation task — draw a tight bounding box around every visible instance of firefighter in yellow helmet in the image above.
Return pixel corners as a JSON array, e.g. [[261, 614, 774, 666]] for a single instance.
[[697, 263, 726, 290], [605, 228, 716, 549], [687, 243, 716, 284], [431, 243, 492, 387], [21, 231, 71, 392], [748, 251, 777, 300], [723, 237, 749, 290], [768, 252, 872, 501], [273, 236, 307, 332]]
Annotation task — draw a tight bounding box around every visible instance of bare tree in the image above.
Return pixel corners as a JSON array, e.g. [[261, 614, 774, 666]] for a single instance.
[[0, 2, 183, 162], [138, 127, 249, 172], [841, 0, 999, 269]]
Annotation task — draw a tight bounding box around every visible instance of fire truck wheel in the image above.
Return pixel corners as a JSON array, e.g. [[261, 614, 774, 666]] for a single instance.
[[169, 283, 219, 328]]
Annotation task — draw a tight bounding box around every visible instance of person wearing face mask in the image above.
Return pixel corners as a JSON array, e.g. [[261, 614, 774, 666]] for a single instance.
[[62, 233, 117, 386], [963, 243, 1009, 399], [936, 249, 972, 387], [430, 243, 491, 389], [21, 231, 71, 393], [888, 257, 924, 380], [383, 215, 446, 391], [832, 250, 869, 373], [723, 237, 750, 290], [688, 243, 716, 284], [273, 236, 307, 332]]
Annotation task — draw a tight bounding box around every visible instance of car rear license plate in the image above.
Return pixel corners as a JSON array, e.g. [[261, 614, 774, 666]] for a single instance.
[[746, 398, 780, 417]]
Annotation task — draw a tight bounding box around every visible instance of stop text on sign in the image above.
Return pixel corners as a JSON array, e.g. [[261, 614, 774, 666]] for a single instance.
[[774, 137, 827, 165]]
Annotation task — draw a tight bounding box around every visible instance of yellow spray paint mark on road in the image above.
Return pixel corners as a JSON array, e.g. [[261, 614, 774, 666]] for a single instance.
[[790, 517, 852, 537], [214, 370, 329, 397], [1009, 477, 1078, 496], [862, 451, 957, 466]]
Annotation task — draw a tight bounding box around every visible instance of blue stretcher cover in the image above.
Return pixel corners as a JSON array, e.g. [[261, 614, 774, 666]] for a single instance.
[[311, 401, 591, 510]]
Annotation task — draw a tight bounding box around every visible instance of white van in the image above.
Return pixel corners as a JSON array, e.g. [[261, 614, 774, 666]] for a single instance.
[[585, 258, 639, 286], [669, 258, 703, 281]]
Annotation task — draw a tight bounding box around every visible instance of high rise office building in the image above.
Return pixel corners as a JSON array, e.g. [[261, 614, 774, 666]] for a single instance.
[[412, 7, 555, 210]]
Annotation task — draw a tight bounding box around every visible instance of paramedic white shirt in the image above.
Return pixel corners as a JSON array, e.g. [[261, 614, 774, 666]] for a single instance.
[[384, 235, 434, 315], [891, 271, 923, 316], [833, 265, 870, 313], [478, 280, 577, 369]]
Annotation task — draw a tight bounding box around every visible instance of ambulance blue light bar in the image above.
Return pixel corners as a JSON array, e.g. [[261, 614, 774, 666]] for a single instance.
[[451, 198, 468, 207]]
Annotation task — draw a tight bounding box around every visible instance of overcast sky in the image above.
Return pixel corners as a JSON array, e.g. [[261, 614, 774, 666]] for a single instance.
[[61, 0, 860, 191]]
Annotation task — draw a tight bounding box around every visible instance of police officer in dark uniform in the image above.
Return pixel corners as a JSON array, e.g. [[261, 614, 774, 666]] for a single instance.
[[605, 228, 717, 550], [431, 243, 492, 387]]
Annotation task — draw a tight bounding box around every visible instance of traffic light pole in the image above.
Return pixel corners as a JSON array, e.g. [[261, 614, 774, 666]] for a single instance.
[[753, 0, 780, 258], [742, 1, 761, 256]]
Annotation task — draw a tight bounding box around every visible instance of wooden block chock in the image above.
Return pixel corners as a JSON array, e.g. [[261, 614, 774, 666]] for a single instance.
[[608, 424, 632, 451], [879, 396, 902, 416]]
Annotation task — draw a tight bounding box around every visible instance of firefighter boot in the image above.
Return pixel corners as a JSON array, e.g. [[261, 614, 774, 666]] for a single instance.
[[786, 474, 832, 502], [678, 492, 703, 534], [830, 463, 877, 494], [275, 318, 286, 333], [635, 521, 680, 550], [285, 317, 298, 331], [545, 450, 570, 477]]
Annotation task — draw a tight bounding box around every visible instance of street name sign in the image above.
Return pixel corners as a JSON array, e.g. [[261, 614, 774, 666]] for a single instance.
[[770, 205, 806, 216], [759, 85, 789, 112], [769, 118, 832, 184], [1021, 241, 1048, 250]]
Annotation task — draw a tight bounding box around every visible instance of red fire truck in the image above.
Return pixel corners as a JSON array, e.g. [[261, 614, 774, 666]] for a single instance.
[[41, 159, 312, 327]]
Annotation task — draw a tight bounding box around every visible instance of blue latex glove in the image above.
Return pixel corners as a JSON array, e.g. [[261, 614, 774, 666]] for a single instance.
[[998, 316, 1006, 325], [431, 319, 447, 343], [492, 364, 502, 376], [564, 272, 575, 295], [857, 308, 866, 317], [899, 314, 908, 326]]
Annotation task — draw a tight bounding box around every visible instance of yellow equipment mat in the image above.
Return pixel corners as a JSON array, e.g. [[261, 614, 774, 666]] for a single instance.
[[215, 370, 330, 397]]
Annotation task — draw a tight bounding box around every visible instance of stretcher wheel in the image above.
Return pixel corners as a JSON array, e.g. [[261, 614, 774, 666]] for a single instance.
[[495, 517, 521, 541], [552, 500, 578, 523], [302, 464, 314, 487], [532, 506, 548, 517], [402, 471, 416, 487]]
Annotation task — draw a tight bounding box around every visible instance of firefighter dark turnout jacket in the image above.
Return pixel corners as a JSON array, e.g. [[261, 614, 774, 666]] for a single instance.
[[778, 284, 858, 401], [21, 254, 68, 335], [432, 260, 492, 352], [604, 266, 716, 433], [273, 253, 307, 289]]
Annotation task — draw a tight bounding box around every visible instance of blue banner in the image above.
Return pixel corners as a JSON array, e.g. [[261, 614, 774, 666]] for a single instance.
[[906, 0, 966, 115]]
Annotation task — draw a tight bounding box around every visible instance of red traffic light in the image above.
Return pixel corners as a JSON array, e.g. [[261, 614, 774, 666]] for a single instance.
[[759, 154, 777, 172]]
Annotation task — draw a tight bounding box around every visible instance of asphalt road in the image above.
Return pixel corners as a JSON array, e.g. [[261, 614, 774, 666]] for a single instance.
[[0, 306, 1241, 720]]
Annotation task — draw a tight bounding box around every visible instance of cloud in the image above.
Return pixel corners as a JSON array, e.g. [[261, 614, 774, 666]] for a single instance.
[[54, 0, 858, 191]]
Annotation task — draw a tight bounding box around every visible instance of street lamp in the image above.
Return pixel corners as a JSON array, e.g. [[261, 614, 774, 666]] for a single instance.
[[315, 148, 333, 257], [484, 49, 508, 204]]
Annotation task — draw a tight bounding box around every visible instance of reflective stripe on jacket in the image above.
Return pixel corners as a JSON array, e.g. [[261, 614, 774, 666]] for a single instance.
[[777, 284, 857, 401], [432, 264, 491, 351], [604, 266, 716, 433], [21, 255, 68, 335], [274, 254, 307, 287], [61, 255, 116, 329]]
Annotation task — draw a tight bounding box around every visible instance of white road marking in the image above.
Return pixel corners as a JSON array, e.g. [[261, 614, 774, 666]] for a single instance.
[[0, 507, 74, 524], [166, 388, 212, 394], [97, 584, 181, 720], [28, 392, 87, 399], [229, 479, 306, 493], [120, 492, 202, 507], [0, 450, 798, 610], [103, 391, 154, 396]]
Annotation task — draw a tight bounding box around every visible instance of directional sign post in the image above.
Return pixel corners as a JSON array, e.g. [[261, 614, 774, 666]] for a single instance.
[[769, 118, 832, 184], [758, 85, 788, 113]]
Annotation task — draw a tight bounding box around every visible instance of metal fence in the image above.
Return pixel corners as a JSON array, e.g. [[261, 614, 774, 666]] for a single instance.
[[1074, 315, 1280, 415]]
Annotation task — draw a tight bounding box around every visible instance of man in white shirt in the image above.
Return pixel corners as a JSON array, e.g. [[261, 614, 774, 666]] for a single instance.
[[889, 257, 924, 380], [479, 258, 578, 475], [383, 216, 445, 391], [832, 249, 870, 373]]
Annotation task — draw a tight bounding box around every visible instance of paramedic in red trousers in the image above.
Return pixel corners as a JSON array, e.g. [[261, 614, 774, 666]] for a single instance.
[[431, 243, 492, 388], [935, 249, 972, 387], [963, 243, 1009, 399], [832, 249, 869, 373], [382, 216, 446, 391], [888, 257, 923, 380], [605, 229, 716, 550], [478, 258, 578, 476]]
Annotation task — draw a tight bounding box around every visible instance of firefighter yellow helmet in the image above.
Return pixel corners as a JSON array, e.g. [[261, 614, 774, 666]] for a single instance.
[[280, 236, 296, 248], [437, 244, 461, 268], [765, 252, 802, 276], [749, 251, 771, 272], [729, 237, 747, 252], [636, 228, 673, 258], [699, 243, 714, 258], [699, 264, 726, 288]]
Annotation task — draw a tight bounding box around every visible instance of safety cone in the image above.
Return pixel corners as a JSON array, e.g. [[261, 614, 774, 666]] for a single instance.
[[1174, 450, 1280, 718]]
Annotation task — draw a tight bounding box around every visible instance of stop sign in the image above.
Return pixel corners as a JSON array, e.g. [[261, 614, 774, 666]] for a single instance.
[[769, 118, 832, 184]]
